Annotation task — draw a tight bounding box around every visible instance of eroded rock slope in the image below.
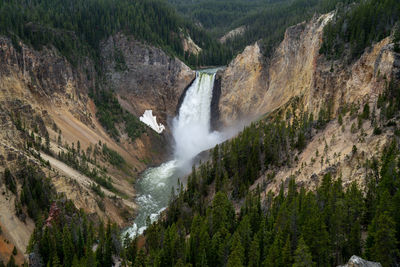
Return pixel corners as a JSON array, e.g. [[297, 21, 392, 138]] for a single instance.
[[0, 33, 193, 260], [219, 12, 400, 195]]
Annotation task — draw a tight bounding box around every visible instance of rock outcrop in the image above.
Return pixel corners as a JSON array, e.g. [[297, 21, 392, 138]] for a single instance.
[[182, 34, 202, 55], [338, 255, 382, 267], [219, 26, 246, 44], [100, 33, 195, 125]]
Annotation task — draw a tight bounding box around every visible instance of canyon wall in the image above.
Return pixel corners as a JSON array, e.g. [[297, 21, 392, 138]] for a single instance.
[[219, 12, 399, 126], [219, 12, 400, 196], [0, 33, 193, 260], [219, 41, 268, 124], [101, 33, 195, 125]]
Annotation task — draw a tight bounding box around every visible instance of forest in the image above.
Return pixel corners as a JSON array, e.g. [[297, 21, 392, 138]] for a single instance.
[[126, 156, 400, 267], [168, 0, 358, 57], [170, 0, 400, 59], [90, 89, 146, 143], [1, 153, 122, 267], [5, 85, 400, 266], [2, 0, 394, 67], [320, 0, 400, 61], [2, 0, 393, 68], [121, 81, 400, 267], [0, 0, 231, 67]]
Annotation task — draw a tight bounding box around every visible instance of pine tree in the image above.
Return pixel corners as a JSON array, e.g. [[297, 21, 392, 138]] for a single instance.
[[264, 232, 283, 267], [85, 246, 97, 267], [62, 225, 74, 267], [227, 233, 244, 267], [133, 249, 146, 267], [211, 192, 235, 234], [282, 236, 292, 266], [6, 256, 16, 267], [71, 255, 80, 267], [104, 223, 113, 267], [248, 234, 260, 267], [51, 253, 62, 267], [369, 212, 399, 266], [292, 237, 315, 267]]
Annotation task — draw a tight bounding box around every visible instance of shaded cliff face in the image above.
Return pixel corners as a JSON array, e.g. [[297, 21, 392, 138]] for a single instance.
[[0, 36, 94, 158], [100, 33, 195, 125], [219, 12, 398, 125]]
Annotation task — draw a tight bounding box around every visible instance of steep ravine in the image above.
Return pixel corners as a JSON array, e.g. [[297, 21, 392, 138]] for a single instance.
[[125, 69, 225, 237]]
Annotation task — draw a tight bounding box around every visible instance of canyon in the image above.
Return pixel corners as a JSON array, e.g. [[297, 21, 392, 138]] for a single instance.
[[0, 10, 399, 265]]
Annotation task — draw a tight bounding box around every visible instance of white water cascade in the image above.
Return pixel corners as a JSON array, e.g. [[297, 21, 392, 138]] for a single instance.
[[124, 68, 225, 237]]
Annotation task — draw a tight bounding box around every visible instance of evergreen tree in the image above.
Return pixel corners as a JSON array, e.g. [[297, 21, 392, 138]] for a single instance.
[[52, 253, 62, 267], [369, 212, 399, 266], [292, 237, 315, 267], [227, 233, 244, 267], [282, 236, 292, 266], [6, 256, 16, 267], [62, 226, 74, 267], [248, 235, 260, 267]]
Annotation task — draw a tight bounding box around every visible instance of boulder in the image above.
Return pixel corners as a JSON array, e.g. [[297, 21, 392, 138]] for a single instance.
[[338, 255, 382, 267]]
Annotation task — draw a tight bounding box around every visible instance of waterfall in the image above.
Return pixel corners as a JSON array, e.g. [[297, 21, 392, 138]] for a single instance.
[[124, 69, 224, 237], [173, 71, 222, 162]]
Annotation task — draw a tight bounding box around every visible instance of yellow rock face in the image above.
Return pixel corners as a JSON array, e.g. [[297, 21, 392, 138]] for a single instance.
[[219, 12, 399, 196], [219, 12, 396, 126], [220, 41, 268, 124]]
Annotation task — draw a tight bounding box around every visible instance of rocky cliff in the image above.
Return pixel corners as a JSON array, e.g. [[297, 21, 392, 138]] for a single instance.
[[219, 12, 400, 195], [101, 33, 195, 125], [219, 12, 399, 125], [219, 41, 268, 124], [0, 33, 193, 261]]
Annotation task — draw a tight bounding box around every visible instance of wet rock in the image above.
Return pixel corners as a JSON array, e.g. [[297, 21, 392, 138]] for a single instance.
[[211, 71, 222, 131]]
